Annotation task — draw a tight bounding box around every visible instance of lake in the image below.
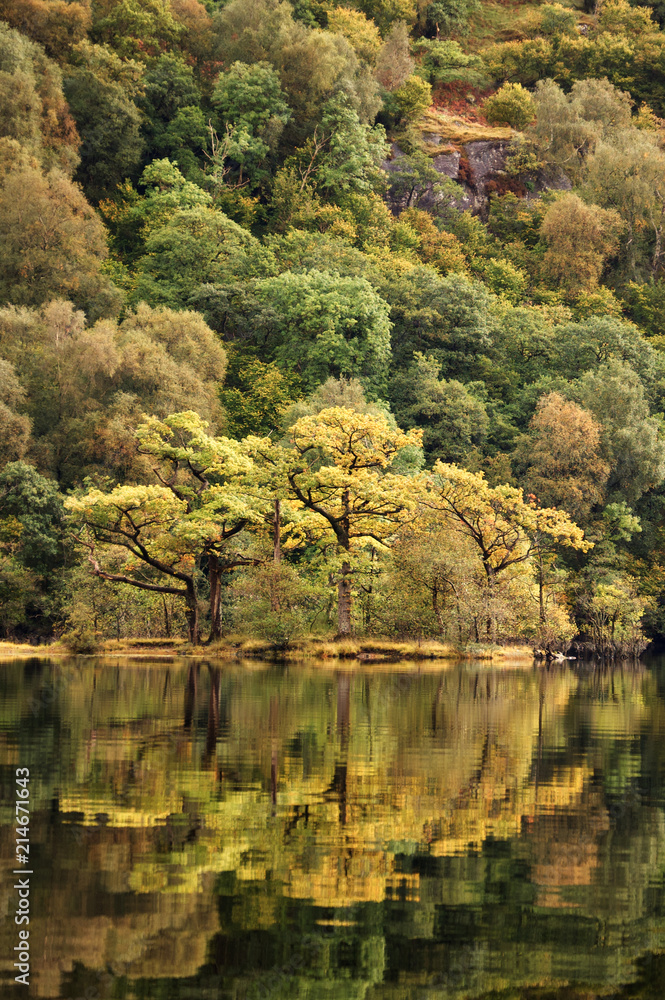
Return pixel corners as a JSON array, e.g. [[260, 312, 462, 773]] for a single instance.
[[1, 656, 665, 999]]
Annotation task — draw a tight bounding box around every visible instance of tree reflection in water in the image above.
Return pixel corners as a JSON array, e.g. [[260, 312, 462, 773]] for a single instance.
[[0, 656, 664, 999]]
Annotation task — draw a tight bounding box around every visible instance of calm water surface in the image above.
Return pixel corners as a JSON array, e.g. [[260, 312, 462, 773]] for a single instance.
[[2, 656, 665, 999]]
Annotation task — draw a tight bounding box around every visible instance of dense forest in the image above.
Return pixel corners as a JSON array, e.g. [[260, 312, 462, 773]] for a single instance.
[[1, 0, 665, 651]]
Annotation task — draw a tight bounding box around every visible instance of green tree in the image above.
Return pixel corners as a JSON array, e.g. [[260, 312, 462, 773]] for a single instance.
[[139, 53, 203, 169], [0, 360, 31, 464], [0, 462, 63, 575], [483, 83, 535, 130], [212, 61, 291, 187], [64, 42, 145, 203], [393, 353, 489, 464], [101, 158, 212, 265], [92, 0, 183, 59], [421, 0, 479, 36], [388, 74, 432, 123], [574, 360, 665, 505], [213, 0, 381, 126], [284, 93, 388, 200], [255, 268, 393, 395], [221, 351, 300, 437], [132, 205, 273, 308], [356, 0, 417, 33]]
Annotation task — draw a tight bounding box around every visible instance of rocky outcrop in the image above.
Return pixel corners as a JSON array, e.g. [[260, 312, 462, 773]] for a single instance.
[[382, 134, 571, 217]]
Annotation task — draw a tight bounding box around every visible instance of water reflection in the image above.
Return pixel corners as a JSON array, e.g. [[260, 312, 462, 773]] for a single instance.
[[0, 657, 664, 998]]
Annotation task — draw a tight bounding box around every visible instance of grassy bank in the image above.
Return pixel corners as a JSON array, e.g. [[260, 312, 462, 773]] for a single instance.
[[0, 637, 536, 664], [93, 636, 536, 663]]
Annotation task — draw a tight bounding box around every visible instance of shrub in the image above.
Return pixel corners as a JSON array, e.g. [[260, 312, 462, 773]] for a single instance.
[[390, 75, 432, 124], [483, 83, 536, 130]]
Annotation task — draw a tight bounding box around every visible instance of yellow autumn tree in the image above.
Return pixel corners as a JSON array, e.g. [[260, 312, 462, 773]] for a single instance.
[[66, 411, 268, 642], [420, 463, 592, 641], [266, 407, 422, 636]]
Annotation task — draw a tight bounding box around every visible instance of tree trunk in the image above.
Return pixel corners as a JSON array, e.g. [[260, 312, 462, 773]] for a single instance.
[[273, 500, 281, 564], [185, 581, 200, 644], [538, 553, 546, 625], [162, 595, 171, 639], [337, 560, 352, 636], [208, 553, 222, 641], [432, 577, 445, 634], [270, 500, 282, 613], [484, 563, 497, 644]]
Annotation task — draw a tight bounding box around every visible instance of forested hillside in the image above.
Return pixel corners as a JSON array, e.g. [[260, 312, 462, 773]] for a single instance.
[[1, 0, 665, 652]]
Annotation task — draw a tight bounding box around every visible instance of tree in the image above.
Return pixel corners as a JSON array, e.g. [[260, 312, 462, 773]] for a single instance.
[[0, 22, 80, 174], [393, 352, 489, 463], [278, 406, 422, 635], [327, 8, 382, 65], [421, 0, 479, 37], [132, 205, 273, 309], [483, 83, 535, 130], [0, 461, 63, 575], [212, 61, 291, 188], [213, 61, 291, 136], [354, 0, 417, 34], [0, 0, 91, 62], [413, 38, 487, 87], [374, 20, 414, 91], [213, 0, 381, 126], [0, 461, 64, 635], [384, 147, 457, 211], [169, 0, 214, 64], [0, 153, 119, 317], [512, 392, 609, 525], [421, 462, 591, 641], [101, 159, 213, 264], [0, 299, 228, 485], [66, 412, 266, 642], [220, 351, 300, 437], [254, 268, 392, 395], [139, 54, 203, 168], [539, 4, 577, 38], [550, 315, 664, 393], [92, 0, 183, 60], [530, 78, 633, 183], [380, 268, 496, 378], [64, 42, 145, 203], [283, 93, 388, 201], [388, 74, 432, 123], [583, 128, 665, 277], [0, 360, 31, 464], [540, 193, 623, 294], [574, 360, 665, 505], [400, 208, 467, 275]]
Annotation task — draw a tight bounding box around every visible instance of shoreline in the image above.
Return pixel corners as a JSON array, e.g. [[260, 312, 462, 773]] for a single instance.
[[0, 637, 536, 664]]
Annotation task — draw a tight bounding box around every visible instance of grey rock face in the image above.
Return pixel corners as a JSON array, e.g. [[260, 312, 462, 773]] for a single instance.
[[432, 150, 461, 178], [381, 135, 559, 217], [465, 140, 512, 184]]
